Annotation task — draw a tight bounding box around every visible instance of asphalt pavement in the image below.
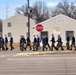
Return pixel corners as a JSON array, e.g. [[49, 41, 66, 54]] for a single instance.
[[0, 50, 76, 75]]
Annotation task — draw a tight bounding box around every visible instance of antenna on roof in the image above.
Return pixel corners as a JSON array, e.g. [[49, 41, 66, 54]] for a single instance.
[[6, 0, 9, 19]]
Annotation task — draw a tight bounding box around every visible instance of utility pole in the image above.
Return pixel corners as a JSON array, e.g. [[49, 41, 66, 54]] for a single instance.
[[27, 0, 30, 37]]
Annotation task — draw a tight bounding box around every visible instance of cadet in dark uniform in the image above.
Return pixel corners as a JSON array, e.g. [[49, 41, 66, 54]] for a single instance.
[[50, 34, 57, 51], [2, 37, 5, 51], [33, 35, 37, 51], [10, 35, 14, 50], [20, 35, 26, 51], [66, 34, 70, 50], [19, 35, 22, 50], [42, 35, 47, 51], [25, 34, 32, 50], [56, 35, 64, 50], [70, 35, 76, 50], [45, 35, 51, 50], [4, 34, 8, 50], [0, 33, 2, 51], [36, 35, 41, 51]]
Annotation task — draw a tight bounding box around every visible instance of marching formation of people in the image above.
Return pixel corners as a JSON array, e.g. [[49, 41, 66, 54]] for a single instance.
[[20, 34, 41, 51], [0, 32, 76, 51], [0, 34, 14, 51], [19, 34, 76, 51]]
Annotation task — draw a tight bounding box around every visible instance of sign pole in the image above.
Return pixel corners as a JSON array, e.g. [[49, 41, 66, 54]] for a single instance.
[[28, 0, 30, 37]]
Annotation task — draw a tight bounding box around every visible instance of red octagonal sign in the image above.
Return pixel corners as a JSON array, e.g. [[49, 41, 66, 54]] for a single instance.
[[36, 24, 43, 32]]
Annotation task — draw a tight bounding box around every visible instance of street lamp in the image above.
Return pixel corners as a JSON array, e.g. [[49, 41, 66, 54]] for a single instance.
[[27, 0, 30, 37]]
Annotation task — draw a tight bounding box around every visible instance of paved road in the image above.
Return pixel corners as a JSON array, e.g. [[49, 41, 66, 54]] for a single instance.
[[0, 50, 76, 75]]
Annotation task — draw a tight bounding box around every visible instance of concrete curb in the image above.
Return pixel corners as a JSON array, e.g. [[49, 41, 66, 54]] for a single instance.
[[16, 51, 76, 56]]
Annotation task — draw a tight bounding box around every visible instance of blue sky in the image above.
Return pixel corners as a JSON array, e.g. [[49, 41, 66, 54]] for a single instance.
[[0, 0, 75, 20]]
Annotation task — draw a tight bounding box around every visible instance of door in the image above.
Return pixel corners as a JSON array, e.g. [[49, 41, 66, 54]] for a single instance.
[[66, 31, 74, 40]]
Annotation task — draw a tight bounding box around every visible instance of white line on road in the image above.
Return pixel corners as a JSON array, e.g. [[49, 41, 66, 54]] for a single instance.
[[13, 55, 17, 57], [8, 58, 12, 60], [7, 57, 76, 61], [0, 55, 5, 57]]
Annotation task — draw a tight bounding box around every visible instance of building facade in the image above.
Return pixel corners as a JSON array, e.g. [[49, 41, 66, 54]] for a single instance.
[[32, 14, 76, 46], [3, 14, 35, 43]]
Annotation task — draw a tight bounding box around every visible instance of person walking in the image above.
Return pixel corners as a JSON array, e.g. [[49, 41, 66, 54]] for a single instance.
[[66, 34, 70, 50], [50, 34, 58, 51], [45, 35, 51, 50], [33, 35, 37, 51], [4, 34, 8, 50], [19, 35, 22, 50], [20, 35, 26, 51], [42, 35, 47, 51], [2, 37, 5, 51], [56, 35, 64, 50], [10, 35, 14, 50], [25, 34, 32, 50], [36, 35, 41, 51], [0, 32, 3, 51], [70, 35, 76, 50]]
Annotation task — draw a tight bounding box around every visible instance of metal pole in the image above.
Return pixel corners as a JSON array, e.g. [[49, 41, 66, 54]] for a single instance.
[[28, 0, 30, 37]]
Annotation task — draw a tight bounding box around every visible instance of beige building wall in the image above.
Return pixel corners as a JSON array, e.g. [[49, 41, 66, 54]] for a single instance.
[[3, 14, 35, 43], [33, 14, 76, 46], [3, 14, 76, 45]]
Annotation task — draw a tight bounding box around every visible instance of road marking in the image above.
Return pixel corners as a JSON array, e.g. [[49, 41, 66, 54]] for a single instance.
[[8, 58, 12, 60], [13, 55, 17, 57], [7, 57, 76, 61], [0, 55, 5, 57]]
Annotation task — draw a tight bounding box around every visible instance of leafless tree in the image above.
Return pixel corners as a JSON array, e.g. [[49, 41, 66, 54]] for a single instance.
[[32, 1, 50, 23], [15, 4, 28, 16], [15, 1, 50, 23], [51, 0, 76, 19]]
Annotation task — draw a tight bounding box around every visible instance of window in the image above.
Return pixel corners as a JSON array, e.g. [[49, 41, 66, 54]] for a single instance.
[[8, 22, 11, 27], [8, 32, 11, 37], [26, 22, 28, 27]]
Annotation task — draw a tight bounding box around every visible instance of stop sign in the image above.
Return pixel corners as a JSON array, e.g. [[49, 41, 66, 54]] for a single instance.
[[36, 24, 43, 32]]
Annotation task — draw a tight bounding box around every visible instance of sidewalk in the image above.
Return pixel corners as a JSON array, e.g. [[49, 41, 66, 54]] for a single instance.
[[16, 50, 76, 56]]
